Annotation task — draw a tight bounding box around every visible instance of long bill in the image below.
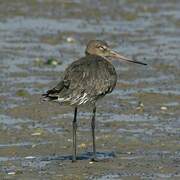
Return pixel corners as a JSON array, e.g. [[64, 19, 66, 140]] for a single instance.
[[109, 50, 147, 66]]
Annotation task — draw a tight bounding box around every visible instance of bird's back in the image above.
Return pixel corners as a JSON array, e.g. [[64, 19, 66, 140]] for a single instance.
[[43, 55, 117, 106]]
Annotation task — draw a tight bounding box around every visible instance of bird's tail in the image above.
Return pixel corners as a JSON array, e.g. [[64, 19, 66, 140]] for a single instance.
[[42, 81, 64, 101], [42, 93, 58, 101]]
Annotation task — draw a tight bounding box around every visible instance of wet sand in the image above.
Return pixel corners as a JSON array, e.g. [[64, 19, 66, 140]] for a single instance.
[[0, 0, 180, 179]]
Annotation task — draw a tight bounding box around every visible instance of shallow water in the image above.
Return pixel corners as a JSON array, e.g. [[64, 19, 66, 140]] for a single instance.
[[0, 0, 180, 179]]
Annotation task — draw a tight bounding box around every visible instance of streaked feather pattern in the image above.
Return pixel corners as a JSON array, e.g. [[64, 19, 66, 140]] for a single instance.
[[42, 54, 117, 106]]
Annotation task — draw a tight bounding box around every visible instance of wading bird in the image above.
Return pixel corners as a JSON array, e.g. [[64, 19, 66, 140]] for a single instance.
[[42, 40, 146, 162]]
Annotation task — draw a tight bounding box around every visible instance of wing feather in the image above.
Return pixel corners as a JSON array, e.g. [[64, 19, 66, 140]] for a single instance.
[[42, 55, 117, 105]]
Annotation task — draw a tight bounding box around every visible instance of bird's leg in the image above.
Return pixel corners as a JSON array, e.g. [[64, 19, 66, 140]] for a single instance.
[[72, 107, 78, 162], [91, 106, 98, 161]]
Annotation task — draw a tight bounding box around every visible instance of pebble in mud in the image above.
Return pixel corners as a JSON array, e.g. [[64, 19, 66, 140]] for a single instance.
[[78, 143, 87, 148], [7, 170, 23, 175], [160, 106, 168, 110], [66, 37, 76, 43], [136, 101, 144, 112]]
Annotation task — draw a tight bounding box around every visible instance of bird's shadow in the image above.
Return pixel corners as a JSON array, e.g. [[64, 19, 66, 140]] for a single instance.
[[40, 151, 115, 162]]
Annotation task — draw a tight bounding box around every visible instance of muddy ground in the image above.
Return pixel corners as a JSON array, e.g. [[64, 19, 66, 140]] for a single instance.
[[0, 0, 180, 179]]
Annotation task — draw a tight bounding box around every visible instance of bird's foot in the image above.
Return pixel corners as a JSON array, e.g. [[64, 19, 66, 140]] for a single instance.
[[72, 157, 77, 163], [90, 157, 99, 162], [90, 157, 113, 162]]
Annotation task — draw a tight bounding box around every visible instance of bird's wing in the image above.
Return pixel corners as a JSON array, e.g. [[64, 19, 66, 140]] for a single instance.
[[41, 59, 86, 102], [42, 56, 117, 104], [62, 57, 116, 105]]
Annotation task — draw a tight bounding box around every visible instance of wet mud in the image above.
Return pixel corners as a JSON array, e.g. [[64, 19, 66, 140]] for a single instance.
[[0, 0, 180, 179]]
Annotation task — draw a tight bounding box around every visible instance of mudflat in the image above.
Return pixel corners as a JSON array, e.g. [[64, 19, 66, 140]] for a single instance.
[[0, 0, 180, 179]]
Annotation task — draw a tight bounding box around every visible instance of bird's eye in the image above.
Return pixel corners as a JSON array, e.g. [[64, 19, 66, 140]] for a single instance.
[[98, 46, 106, 51]]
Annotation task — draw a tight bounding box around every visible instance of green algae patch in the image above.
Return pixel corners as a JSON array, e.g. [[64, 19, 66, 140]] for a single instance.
[[120, 11, 138, 21], [33, 57, 62, 67], [16, 89, 30, 97]]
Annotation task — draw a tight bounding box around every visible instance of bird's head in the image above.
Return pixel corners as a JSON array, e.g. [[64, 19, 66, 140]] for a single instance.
[[85, 40, 147, 65]]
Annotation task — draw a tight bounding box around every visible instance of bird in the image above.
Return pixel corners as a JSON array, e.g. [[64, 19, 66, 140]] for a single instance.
[[42, 40, 147, 162]]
